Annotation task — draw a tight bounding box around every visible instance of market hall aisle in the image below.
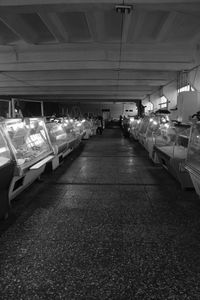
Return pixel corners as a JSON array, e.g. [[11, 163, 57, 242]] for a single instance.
[[0, 128, 200, 299]]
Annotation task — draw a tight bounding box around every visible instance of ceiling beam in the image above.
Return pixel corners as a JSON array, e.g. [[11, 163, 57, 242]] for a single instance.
[[129, 11, 147, 42], [38, 12, 69, 43], [85, 12, 96, 42], [0, 14, 39, 44], [0, 79, 167, 87], [0, 60, 194, 72], [155, 11, 178, 42], [0, 0, 198, 5], [2, 70, 176, 81], [121, 12, 133, 43]]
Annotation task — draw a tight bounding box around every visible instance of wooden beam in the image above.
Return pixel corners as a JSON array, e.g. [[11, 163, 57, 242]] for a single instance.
[[38, 12, 69, 42]]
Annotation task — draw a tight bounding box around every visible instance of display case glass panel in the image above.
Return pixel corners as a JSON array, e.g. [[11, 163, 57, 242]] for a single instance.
[[0, 126, 12, 168], [4, 118, 52, 169], [59, 118, 78, 141], [46, 121, 68, 151], [0, 100, 10, 118], [154, 122, 176, 157], [72, 120, 82, 136], [187, 122, 200, 171], [131, 119, 142, 139], [173, 125, 190, 160], [138, 116, 150, 135], [146, 115, 170, 144]]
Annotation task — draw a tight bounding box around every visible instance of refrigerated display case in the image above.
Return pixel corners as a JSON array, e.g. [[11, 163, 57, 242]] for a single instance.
[[185, 121, 200, 196], [131, 118, 142, 140], [138, 116, 152, 147], [3, 118, 54, 200], [90, 119, 97, 136], [129, 118, 137, 139], [62, 118, 81, 147], [145, 114, 170, 163], [46, 120, 72, 170], [0, 124, 14, 218], [82, 119, 92, 139], [154, 122, 193, 188]]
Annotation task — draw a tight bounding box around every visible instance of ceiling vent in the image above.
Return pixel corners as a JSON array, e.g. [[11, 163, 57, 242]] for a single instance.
[[115, 5, 133, 14]]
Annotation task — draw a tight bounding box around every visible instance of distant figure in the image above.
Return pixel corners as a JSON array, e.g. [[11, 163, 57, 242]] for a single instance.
[[96, 116, 103, 135], [119, 115, 123, 127]]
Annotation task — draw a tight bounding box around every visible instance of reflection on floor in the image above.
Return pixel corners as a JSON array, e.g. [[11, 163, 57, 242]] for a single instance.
[[0, 129, 200, 299]]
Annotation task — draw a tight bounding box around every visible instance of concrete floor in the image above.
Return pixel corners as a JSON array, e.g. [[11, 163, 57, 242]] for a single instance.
[[0, 129, 200, 299]]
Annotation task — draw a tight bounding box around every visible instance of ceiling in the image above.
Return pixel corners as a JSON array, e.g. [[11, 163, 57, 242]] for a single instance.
[[0, 0, 199, 103]]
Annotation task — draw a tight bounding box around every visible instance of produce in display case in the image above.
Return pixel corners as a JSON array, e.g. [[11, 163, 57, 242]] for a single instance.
[[185, 120, 200, 196], [154, 122, 193, 188], [0, 124, 14, 218], [3, 118, 54, 200]]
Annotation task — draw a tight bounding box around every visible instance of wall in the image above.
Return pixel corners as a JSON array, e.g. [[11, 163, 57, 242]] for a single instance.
[[150, 91, 161, 111], [162, 80, 178, 109], [123, 103, 138, 117], [62, 102, 124, 119], [188, 66, 200, 91]]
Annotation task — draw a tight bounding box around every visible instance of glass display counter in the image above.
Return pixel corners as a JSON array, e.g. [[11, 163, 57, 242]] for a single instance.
[[154, 122, 193, 189], [82, 119, 92, 139], [138, 116, 151, 147], [129, 118, 138, 139], [185, 121, 200, 196], [3, 118, 54, 200], [4, 118, 52, 171], [46, 121, 68, 154], [144, 114, 170, 162], [62, 118, 79, 142], [131, 119, 142, 140], [60, 118, 83, 149], [0, 124, 14, 218]]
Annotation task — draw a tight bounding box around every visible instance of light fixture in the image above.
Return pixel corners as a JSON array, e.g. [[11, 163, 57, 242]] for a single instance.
[[115, 5, 133, 14]]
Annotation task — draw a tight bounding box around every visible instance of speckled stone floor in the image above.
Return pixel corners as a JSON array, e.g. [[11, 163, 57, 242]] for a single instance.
[[1, 129, 200, 300]]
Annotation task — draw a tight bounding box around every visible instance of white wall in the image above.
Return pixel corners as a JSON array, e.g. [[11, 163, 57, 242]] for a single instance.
[[123, 103, 138, 116], [65, 102, 124, 119], [162, 80, 177, 109], [188, 66, 200, 91]]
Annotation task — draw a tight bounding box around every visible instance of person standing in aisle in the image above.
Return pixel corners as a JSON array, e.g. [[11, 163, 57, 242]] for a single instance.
[[96, 116, 103, 135]]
